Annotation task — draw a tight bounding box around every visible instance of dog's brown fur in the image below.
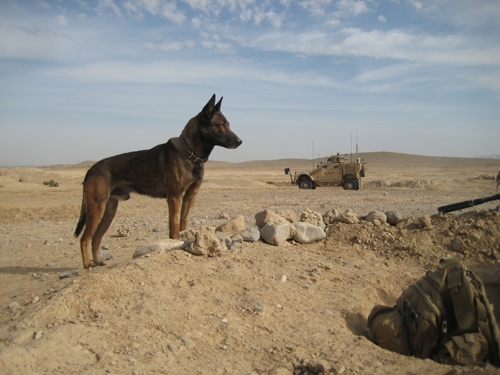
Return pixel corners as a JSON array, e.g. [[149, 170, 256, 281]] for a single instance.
[[74, 94, 242, 268]]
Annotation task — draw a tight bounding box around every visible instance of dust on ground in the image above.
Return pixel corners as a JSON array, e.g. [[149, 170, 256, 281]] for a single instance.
[[0, 153, 500, 375]]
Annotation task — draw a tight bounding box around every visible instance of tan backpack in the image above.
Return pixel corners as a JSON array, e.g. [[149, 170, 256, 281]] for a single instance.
[[368, 258, 500, 366]]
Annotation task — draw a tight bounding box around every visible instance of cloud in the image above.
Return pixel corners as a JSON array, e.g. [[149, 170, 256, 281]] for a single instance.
[[145, 41, 186, 51], [337, 0, 369, 16], [50, 60, 339, 90], [56, 15, 68, 26], [408, 0, 423, 11], [0, 23, 75, 60], [161, 2, 186, 24], [378, 15, 386, 23], [250, 27, 500, 67], [35, 1, 52, 9], [253, 9, 284, 28], [299, 0, 332, 16], [95, 0, 123, 17]]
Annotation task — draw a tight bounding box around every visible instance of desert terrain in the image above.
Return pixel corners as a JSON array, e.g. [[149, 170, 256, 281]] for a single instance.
[[0, 152, 500, 375]]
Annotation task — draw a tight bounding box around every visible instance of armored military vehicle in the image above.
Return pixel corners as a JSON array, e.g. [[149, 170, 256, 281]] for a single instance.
[[285, 153, 366, 190]]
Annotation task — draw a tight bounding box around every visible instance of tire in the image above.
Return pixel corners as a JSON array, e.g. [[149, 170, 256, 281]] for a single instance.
[[343, 179, 358, 190], [299, 178, 313, 189], [360, 165, 366, 178]]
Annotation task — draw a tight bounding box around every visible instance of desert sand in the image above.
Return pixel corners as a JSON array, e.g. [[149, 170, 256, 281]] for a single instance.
[[0, 152, 500, 375]]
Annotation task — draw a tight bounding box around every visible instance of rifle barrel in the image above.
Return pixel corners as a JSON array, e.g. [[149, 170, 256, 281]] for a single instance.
[[438, 194, 500, 214]]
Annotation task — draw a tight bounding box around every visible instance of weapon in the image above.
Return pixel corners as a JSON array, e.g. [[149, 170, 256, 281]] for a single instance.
[[438, 194, 500, 214]]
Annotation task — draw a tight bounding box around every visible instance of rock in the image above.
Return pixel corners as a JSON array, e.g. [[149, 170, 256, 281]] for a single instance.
[[342, 210, 360, 224], [385, 210, 402, 225], [59, 269, 80, 279], [33, 331, 44, 340], [332, 364, 346, 374], [451, 237, 465, 253], [267, 368, 292, 375], [255, 210, 295, 238], [8, 302, 20, 312], [231, 234, 243, 243], [255, 210, 287, 228], [292, 222, 326, 244], [228, 241, 239, 251], [133, 239, 185, 258], [307, 360, 329, 373], [279, 209, 298, 223], [216, 214, 246, 237], [323, 209, 341, 224], [185, 227, 225, 256], [117, 227, 131, 237], [179, 228, 197, 244], [215, 231, 232, 247], [99, 250, 114, 261], [218, 212, 230, 219], [181, 335, 196, 349], [300, 208, 325, 230], [365, 211, 387, 225], [152, 227, 160, 232], [259, 223, 290, 246], [418, 215, 433, 229], [240, 227, 261, 242], [240, 292, 264, 312]]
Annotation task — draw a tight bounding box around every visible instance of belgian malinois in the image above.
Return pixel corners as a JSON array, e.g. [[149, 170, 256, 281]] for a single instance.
[[74, 94, 242, 268]]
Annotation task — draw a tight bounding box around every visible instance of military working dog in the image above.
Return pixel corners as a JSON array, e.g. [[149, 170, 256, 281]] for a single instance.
[[74, 94, 242, 268]]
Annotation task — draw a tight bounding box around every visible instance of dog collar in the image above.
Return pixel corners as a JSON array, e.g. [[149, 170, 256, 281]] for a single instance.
[[179, 135, 208, 164]]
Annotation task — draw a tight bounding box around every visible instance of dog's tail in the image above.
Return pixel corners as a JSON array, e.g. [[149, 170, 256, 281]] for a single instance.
[[74, 196, 86, 238]]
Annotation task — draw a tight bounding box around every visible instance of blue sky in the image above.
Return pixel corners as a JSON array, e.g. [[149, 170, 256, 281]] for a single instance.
[[0, 0, 499, 166]]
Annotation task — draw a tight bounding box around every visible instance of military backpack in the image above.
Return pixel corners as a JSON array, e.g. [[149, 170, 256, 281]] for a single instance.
[[368, 258, 500, 366]]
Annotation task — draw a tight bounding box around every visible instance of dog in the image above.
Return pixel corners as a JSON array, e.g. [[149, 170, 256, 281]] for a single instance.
[[74, 94, 242, 268]]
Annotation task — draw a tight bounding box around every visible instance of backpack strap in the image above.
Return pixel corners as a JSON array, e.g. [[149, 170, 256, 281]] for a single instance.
[[469, 270, 500, 366], [444, 263, 478, 333]]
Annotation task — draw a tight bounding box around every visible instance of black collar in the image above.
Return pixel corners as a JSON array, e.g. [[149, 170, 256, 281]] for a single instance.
[[179, 135, 208, 164]]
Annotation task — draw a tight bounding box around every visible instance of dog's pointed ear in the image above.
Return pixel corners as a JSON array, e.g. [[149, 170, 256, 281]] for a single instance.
[[202, 94, 217, 118], [214, 97, 223, 112]]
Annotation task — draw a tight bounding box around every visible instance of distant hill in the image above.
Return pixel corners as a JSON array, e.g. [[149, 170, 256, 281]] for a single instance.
[[206, 152, 500, 170], [22, 152, 495, 171], [476, 154, 500, 159]]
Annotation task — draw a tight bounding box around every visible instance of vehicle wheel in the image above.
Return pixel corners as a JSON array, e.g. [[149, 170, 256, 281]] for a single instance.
[[360, 165, 366, 178], [343, 180, 358, 190], [299, 179, 313, 189]]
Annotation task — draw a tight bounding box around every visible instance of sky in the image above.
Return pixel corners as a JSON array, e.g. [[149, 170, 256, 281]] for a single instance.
[[0, 0, 499, 166]]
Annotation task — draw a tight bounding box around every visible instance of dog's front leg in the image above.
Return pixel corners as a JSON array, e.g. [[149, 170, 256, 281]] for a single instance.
[[167, 196, 182, 239], [180, 180, 202, 232]]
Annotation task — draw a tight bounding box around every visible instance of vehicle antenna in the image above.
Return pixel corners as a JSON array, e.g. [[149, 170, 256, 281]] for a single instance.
[[312, 141, 315, 170]]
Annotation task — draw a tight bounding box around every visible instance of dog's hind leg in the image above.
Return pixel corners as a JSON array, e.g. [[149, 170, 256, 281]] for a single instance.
[[79, 177, 110, 268], [91, 196, 120, 266], [80, 203, 107, 269]]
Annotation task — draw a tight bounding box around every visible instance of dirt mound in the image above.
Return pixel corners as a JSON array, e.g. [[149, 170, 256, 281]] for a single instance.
[[367, 179, 440, 189], [1, 207, 500, 375]]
